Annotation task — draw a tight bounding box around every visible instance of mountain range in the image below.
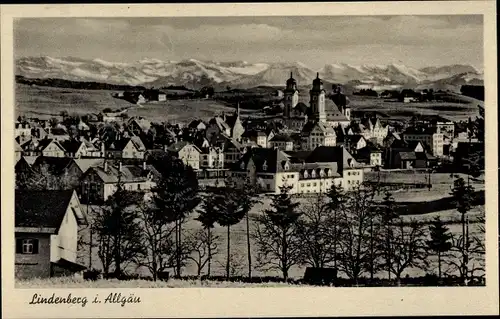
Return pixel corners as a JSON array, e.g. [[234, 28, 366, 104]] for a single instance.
[[16, 56, 483, 92]]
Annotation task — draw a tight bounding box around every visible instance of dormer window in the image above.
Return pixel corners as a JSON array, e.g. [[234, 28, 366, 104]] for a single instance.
[[303, 170, 308, 178], [284, 162, 289, 170], [262, 161, 268, 171], [240, 162, 245, 170]]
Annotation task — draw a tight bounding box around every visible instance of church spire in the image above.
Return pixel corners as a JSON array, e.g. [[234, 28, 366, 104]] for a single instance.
[[290, 72, 293, 79], [236, 102, 240, 117], [316, 72, 319, 79]]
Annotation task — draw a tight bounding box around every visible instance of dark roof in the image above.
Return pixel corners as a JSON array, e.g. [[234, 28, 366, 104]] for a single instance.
[[59, 139, 82, 154], [269, 134, 293, 142], [345, 134, 365, 145], [107, 136, 146, 152], [51, 258, 87, 272], [167, 141, 201, 153], [32, 156, 75, 174], [15, 190, 82, 230], [294, 102, 308, 115], [234, 147, 292, 173], [284, 150, 312, 163], [306, 146, 361, 169], [403, 126, 437, 135], [90, 163, 161, 184]]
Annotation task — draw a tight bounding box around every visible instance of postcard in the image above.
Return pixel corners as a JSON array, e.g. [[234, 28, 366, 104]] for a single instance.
[[1, 1, 498, 318]]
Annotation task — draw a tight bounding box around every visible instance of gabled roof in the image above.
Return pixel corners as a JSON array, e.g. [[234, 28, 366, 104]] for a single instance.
[[32, 156, 75, 175], [306, 146, 361, 169], [73, 158, 106, 173], [284, 150, 313, 163], [15, 190, 86, 230], [59, 139, 83, 154], [301, 121, 335, 135], [90, 163, 161, 184], [344, 134, 366, 145], [210, 116, 231, 132], [107, 136, 146, 152], [22, 139, 64, 152], [167, 141, 201, 154], [325, 99, 349, 122], [129, 118, 151, 132], [234, 147, 292, 173]]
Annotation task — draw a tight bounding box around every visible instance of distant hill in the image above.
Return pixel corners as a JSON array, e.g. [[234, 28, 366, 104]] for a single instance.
[[16, 56, 483, 92]]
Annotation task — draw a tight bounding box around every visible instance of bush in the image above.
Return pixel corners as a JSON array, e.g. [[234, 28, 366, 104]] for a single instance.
[[83, 268, 101, 281], [303, 267, 338, 286]]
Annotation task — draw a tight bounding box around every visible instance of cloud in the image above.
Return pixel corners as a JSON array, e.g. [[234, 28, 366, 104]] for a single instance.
[[14, 16, 483, 69]]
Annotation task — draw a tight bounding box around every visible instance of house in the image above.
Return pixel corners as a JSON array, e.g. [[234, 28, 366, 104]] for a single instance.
[[15, 190, 88, 279], [385, 140, 436, 169], [167, 141, 202, 170], [305, 146, 364, 191], [123, 91, 147, 104], [301, 121, 336, 150], [199, 147, 225, 169], [268, 134, 294, 151], [348, 117, 388, 145], [230, 145, 363, 194], [80, 161, 160, 202], [354, 145, 383, 167], [402, 127, 444, 157], [127, 118, 152, 136], [15, 139, 23, 163], [21, 138, 66, 157], [222, 137, 250, 168], [105, 136, 146, 159], [343, 135, 368, 154], [188, 119, 207, 131], [98, 112, 123, 123], [59, 139, 87, 158], [76, 119, 90, 132], [47, 127, 71, 141], [25, 157, 87, 190], [15, 121, 32, 138], [143, 89, 167, 102]]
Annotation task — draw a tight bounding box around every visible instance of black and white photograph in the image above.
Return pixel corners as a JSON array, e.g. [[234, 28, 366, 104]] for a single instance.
[[1, 2, 498, 318]]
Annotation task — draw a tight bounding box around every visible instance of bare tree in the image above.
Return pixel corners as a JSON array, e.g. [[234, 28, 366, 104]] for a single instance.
[[187, 228, 220, 277], [133, 200, 176, 281], [336, 186, 378, 285], [385, 218, 429, 285], [296, 193, 337, 268]]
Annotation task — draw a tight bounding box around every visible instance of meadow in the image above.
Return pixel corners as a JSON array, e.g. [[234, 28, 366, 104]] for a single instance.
[[15, 84, 257, 122], [73, 172, 485, 283]]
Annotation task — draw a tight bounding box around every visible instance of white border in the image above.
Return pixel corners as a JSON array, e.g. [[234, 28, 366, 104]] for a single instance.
[[1, 2, 498, 317]]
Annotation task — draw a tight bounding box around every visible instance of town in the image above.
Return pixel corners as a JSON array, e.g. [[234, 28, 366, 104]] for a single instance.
[[14, 71, 485, 287]]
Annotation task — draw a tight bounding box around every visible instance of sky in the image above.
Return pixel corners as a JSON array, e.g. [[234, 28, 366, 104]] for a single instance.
[[14, 15, 483, 70]]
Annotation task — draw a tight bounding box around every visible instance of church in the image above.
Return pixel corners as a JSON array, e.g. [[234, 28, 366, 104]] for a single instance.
[[282, 72, 351, 131]]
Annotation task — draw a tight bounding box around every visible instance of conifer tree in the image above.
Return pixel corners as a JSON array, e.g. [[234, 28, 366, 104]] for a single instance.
[[150, 154, 200, 277], [426, 217, 452, 279], [213, 178, 247, 280], [450, 177, 475, 283], [195, 190, 221, 277], [254, 185, 302, 281]]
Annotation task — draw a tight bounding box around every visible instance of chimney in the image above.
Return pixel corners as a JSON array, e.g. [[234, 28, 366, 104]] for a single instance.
[[104, 161, 108, 172], [119, 161, 122, 172], [143, 161, 147, 170]]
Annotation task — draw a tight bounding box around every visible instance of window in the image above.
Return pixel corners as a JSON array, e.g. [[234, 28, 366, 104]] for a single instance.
[[313, 182, 317, 186], [16, 238, 39, 254]]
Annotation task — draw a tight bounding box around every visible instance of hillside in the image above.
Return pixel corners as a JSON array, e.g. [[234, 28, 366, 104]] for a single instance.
[[15, 84, 252, 123]]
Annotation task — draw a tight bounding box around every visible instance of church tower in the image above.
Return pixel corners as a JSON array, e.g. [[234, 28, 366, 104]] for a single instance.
[[283, 72, 299, 118], [310, 73, 326, 122]]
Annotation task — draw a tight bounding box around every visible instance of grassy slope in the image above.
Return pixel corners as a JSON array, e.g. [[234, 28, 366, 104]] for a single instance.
[[15, 84, 256, 123]]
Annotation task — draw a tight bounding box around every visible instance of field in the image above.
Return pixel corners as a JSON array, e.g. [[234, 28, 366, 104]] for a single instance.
[[73, 172, 485, 283], [15, 84, 258, 122], [345, 95, 480, 122], [16, 84, 480, 123]]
